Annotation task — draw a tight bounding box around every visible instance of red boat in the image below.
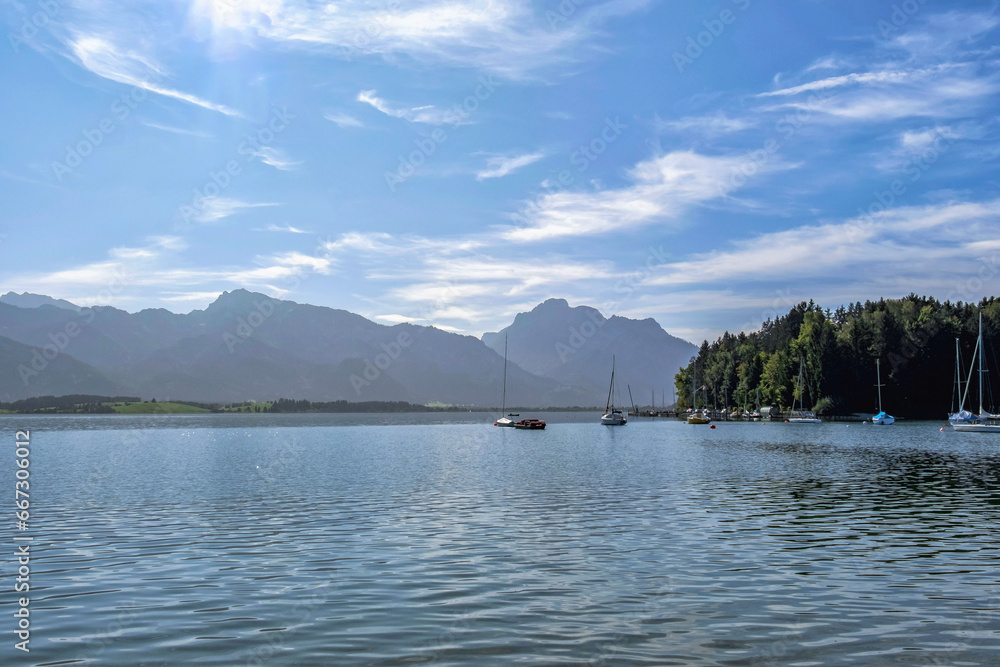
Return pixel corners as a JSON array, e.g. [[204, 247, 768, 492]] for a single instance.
[[513, 418, 546, 430]]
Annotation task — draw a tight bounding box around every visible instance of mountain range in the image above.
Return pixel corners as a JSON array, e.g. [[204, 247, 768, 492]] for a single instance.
[[0, 290, 697, 407]]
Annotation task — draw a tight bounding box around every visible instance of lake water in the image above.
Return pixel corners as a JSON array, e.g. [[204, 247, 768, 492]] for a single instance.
[[4, 414, 999, 665]]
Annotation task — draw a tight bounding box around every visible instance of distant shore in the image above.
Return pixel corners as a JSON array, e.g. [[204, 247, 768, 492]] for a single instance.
[[0, 395, 604, 415]]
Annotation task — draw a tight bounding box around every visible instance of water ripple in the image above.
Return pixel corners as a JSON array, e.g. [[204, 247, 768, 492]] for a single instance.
[[4, 415, 1000, 665]]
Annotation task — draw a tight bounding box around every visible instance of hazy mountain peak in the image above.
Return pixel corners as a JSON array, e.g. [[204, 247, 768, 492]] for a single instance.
[[483, 299, 697, 404], [0, 292, 80, 311], [534, 298, 570, 311]]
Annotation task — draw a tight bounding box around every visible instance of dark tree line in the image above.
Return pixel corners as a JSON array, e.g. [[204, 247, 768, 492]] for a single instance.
[[674, 295, 1000, 419], [0, 395, 140, 413]]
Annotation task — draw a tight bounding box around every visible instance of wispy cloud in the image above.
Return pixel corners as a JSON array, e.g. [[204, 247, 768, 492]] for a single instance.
[[502, 151, 769, 242], [475, 151, 545, 180], [251, 146, 302, 171], [186, 0, 648, 78], [357, 90, 467, 126], [256, 224, 310, 234], [141, 121, 213, 138], [69, 35, 240, 117], [318, 231, 619, 330], [654, 111, 753, 135], [160, 291, 225, 303], [191, 197, 280, 223], [874, 124, 967, 172], [646, 200, 1000, 288], [758, 69, 918, 98], [324, 112, 364, 128]]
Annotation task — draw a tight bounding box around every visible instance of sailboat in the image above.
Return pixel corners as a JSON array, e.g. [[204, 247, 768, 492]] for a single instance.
[[871, 359, 894, 425], [788, 357, 821, 423], [601, 356, 627, 425], [494, 334, 518, 427], [687, 361, 711, 424], [949, 312, 1000, 432]]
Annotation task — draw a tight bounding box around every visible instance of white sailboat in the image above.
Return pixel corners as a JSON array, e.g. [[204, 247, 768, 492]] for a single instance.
[[687, 360, 710, 424], [601, 355, 627, 425], [949, 313, 1000, 432], [494, 334, 518, 427], [872, 359, 894, 425], [788, 356, 821, 423]]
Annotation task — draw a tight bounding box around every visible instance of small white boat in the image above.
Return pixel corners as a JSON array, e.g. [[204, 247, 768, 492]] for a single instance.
[[601, 356, 627, 426], [788, 357, 821, 423], [494, 334, 518, 427], [788, 413, 822, 424], [687, 360, 711, 424], [949, 313, 1000, 433]]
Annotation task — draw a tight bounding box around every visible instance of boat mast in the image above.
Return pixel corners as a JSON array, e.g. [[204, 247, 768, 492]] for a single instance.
[[961, 324, 981, 413], [692, 361, 696, 411], [501, 334, 508, 417], [796, 357, 804, 412], [979, 311, 984, 416], [606, 355, 615, 413], [955, 337, 962, 413], [876, 359, 884, 413]]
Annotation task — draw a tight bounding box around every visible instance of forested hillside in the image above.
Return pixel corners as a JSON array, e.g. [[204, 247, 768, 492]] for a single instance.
[[675, 296, 1000, 419]]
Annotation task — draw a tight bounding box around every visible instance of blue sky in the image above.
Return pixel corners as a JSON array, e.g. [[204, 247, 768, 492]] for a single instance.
[[1, 0, 999, 344]]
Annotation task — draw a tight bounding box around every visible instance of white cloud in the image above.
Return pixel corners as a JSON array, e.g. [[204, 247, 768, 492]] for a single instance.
[[141, 121, 213, 138], [69, 35, 240, 117], [251, 146, 302, 171], [475, 151, 545, 180], [654, 111, 753, 135], [874, 125, 967, 172], [324, 112, 364, 128], [191, 197, 280, 223], [186, 0, 646, 77], [758, 69, 917, 98], [645, 200, 1000, 288], [160, 291, 225, 303], [502, 151, 766, 242], [257, 224, 310, 234], [888, 10, 1000, 59], [357, 90, 467, 126]]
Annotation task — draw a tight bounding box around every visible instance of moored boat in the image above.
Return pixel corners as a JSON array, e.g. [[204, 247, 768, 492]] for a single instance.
[[687, 361, 711, 424], [949, 313, 1000, 433], [601, 355, 627, 425], [513, 418, 546, 430], [871, 359, 894, 425], [788, 357, 821, 423], [494, 334, 521, 427]]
